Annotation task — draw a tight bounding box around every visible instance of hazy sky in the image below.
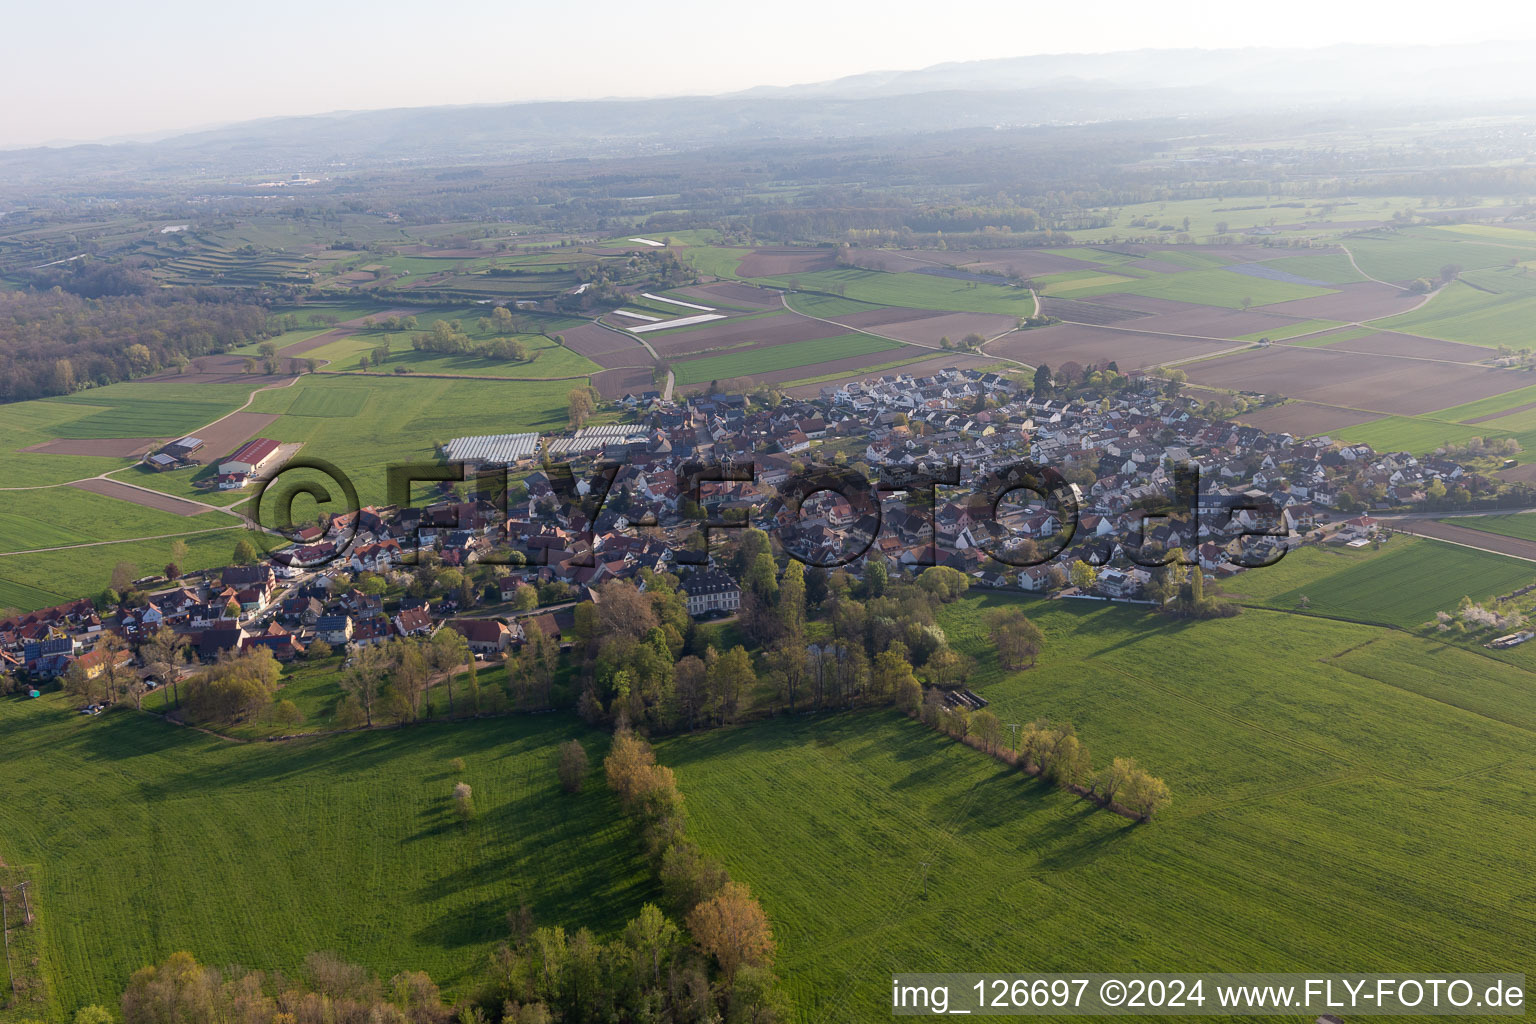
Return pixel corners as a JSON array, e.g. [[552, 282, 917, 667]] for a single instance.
[[6, 0, 1536, 148]]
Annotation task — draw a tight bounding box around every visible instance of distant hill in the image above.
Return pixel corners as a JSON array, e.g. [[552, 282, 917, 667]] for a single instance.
[[3, 42, 1533, 183]]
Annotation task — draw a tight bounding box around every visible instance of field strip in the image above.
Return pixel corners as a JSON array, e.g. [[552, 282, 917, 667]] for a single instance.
[[783, 294, 1030, 369], [641, 292, 715, 311], [0, 525, 240, 557], [68, 477, 218, 516], [1381, 519, 1536, 563], [1093, 656, 1377, 776], [807, 725, 993, 1024]]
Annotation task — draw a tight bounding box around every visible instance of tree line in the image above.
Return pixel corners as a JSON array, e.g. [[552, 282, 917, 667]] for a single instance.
[[0, 287, 270, 403]]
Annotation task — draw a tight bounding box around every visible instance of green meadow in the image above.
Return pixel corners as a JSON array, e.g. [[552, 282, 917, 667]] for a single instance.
[[753, 267, 1038, 315], [1374, 271, 1536, 349], [39, 381, 259, 438], [662, 595, 1536, 1022], [245, 374, 573, 507], [1221, 536, 1532, 627], [0, 528, 245, 610], [0, 702, 650, 1018], [1331, 414, 1508, 455]]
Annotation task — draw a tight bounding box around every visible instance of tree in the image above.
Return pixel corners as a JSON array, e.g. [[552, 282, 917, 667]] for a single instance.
[[862, 558, 887, 598], [341, 643, 388, 726], [1095, 756, 1137, 807], [987, 607, 1044, 669], [110, 561, 136, 594], [567, 388, 596, 429], [1123, 769, 1172, 820], [307, 638, 333, 660], [777, 560, 806, 644], [1069, 559, 1098, 591], [623, 903, 681, 989], [453, 781, 475, 819], [141, 626, 187, 708], [971, 709, 1003, 752], [871, 643, 917, 704], [686, 881, 774, 982], [1033, 363, 1053, 394], [557, 740, 589, 793], [169, 538, 189, 566], [232, 538, 259, 565]]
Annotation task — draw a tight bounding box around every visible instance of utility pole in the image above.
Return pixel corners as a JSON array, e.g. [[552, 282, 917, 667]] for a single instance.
[[920, 861, 930, 900], [1007, 723, 1021, 749]]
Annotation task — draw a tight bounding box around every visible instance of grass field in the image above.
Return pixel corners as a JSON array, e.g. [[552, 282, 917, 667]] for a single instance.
[[0, 487, 229, 554], [1374, 275, 1536, 349], [754, 268, 1038, 315], [103, 463, 252, 507], [0, 528, 245, 611], [0, 403, 140, 489], [39, 382, 258, 438], [245, 374, 573, 506], [1331, 414, 1507, 455], [1220, 536, 1533, 626], [0, 700, 651, 1019], [662, 595, 1536, 1022], [1254, 252, 1370, 285], [303, 332, 599, 379], [1436, 512, 1536, 543], [1342, 230, 1526, 284], [1065, 266, 1337, 309], [681, 247, 753, 279], [670, 333, 906, 386]]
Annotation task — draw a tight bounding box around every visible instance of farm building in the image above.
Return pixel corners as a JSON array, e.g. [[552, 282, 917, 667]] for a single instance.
[[218, 437, 281, 489], [147, 435, 206, 471], [446, 618, 514, 656], [441, 433, 540, 466], [680, 568, 741, 618]]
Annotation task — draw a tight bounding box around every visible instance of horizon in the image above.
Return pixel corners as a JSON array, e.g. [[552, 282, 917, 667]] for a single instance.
[[6, 0, 1536, 149]]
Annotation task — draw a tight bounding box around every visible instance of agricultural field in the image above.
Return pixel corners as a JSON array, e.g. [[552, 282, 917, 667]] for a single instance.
[[662, 595, 1536, 1022], [1220, 536, 1534, 627], [1065, 266, 1337, 308], [0, 486, 230, 554], [0, 528, 245, 611], [1330, 414, 1505, 454], [1373, 270, 1536, 348], [671, 333, 906, 386], [751, 267, 1039, 316], [300, 332, 599, 379], [0, 700, 651, 1017], [37, 381, 259, 439], [243, 374, 574, 506], [1435, 512, 1536, 543]]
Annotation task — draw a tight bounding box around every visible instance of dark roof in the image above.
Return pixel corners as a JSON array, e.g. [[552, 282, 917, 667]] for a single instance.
[[681, 568, 739, 596]]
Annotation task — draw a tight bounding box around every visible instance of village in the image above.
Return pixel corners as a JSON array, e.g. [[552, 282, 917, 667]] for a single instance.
[[0, 365, 1494, 697]]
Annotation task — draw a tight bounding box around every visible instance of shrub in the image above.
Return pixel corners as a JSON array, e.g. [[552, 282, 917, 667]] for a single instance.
[[556, 740, 588, 793], [452, 781, 474, 820]]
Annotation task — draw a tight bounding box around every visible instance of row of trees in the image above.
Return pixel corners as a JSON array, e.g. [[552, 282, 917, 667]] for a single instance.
[[598, 729, 786, 1021], [918, 699, 1172, 821], [118, 951, 453, 1024]]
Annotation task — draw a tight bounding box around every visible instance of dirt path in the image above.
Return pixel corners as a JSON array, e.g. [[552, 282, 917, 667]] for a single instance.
[[783, 293, 1030, 370], [1338, 243, 1409, 291]]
